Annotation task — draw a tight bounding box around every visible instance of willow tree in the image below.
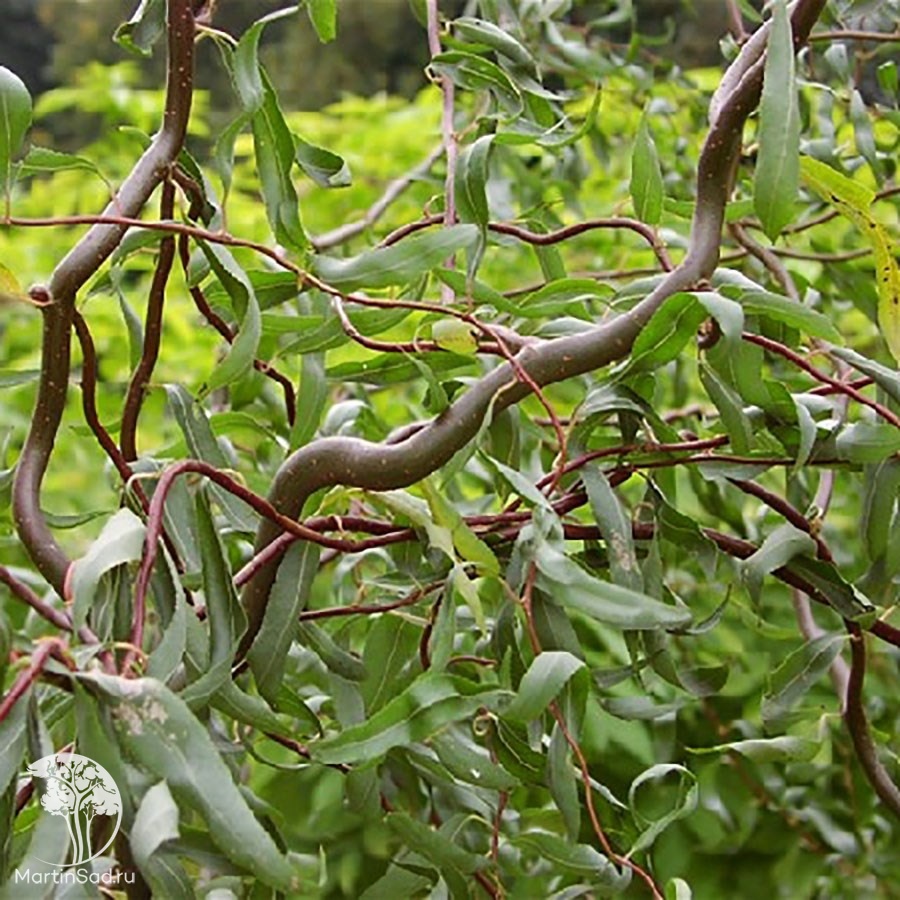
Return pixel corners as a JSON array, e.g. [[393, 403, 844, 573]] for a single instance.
[[1, 1, 899, 896]]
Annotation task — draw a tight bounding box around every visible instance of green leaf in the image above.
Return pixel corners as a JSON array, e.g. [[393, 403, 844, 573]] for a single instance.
[[312, 225, 478, 291], [754, 0, 799, 239], [453, 17, 535, 68], [386, 812, 487, 874], [547, 723, 580, 840], [82, 673, 301, 892], [630, 114, 664, 225], [690, 735, 819, 763], [699, 364, 753, 455], [432, 318, 478, 354], [761, 633, 847, 728], [0, 66, 32, 197], [181, 490, 247, 707], [164, 385, 256, 532], [628, 764, 698, 855], [786, 556, 875, 620], [430, 52, 523, 118], [251, 74, 308, 251], [624, 293, 707, 373], [0, 692, 28, 796], [741, 523, 816, 604], [21, 146, 103, 177], [132, 782, 193, 899], [298, 621, 367, 682], [862, 459, 900, 562], [504, 651, 585, 723], [198, 242, 263, 393], [68, 508, 145, 631], [512, 831, 630, 885], [421, 480, 499, 575], [232, 10, 296, 113], [307, 0, 337, 42], [295, 135, 351, 187], [248, 540, 320, 702], [311, 673, 510, 765], [430, 731, 519, 791], [835, 422, 900, 463], [455, 134, 493, 229], [727, 289, 842, 342], [534, 544, 691, 630], [831, 347, 900, 406], [113, 0, 165, 55]]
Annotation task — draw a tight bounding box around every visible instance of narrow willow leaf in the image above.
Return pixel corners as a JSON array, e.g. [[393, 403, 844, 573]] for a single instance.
[[786, 556, 874, 620], [761, 633, 846, 727], [630, 114, 664, 225], [252, 74, 308, 251], [295, 135, 351, 187], [547, 723, 580, 840], [835, 422, 900, 463], [800, 157, 900, 361], [0, 694, 28, 796], [724, 288, 842, 343], [699, 364, 753, 455], [582, 467, 641, 592], [741, 523, 817, 603], [113, 0, 165, 55], [432, 318, 478, 354], [431, 732, 519, 791], [69, 508, 145, 631], [512, 832, 630, 885], [831, 347, 900, 405], [82, 673, 301, 891], [534, 544, 691, 630], [504, 651, 585, 723], [312, 225, 478, 291], [624, 293, 707, 374], [422, 480, 499, 575], [249, 541, 320, 702], [132, 782, 192, 899], [453, 17, 535, 68], [386, 812, 487, 874], [181, 491, 247, 707], [849, 89, 882, 182], [430, 52, 523, 117], [164, 385, 255, 532], [628, 764, 698, 855], [754, 0, 799, 239], [307, 0, 337, 42], [690, 735, 819, 763], [862, 460, 900, 562], [312, 673, 510, 765], [21, 146, 103, 177], [0, 67, 32, 197], [455, 134, 493, 229], [198, 242, 263, 392], [298, 622, 367, 682], [232, 10, 294, 113]]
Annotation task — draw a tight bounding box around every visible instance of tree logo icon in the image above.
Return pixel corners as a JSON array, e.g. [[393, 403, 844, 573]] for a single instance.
[[25, 752, 123, 867]]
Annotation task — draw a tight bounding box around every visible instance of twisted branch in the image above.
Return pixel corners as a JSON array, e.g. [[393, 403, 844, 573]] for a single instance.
[[12, 0, 196, 596], [237, 0, 828, 652]]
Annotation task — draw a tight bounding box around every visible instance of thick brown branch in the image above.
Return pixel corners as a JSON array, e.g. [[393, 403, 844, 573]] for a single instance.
[[12, 0, 196, 596], [237, 0, 828, 654]]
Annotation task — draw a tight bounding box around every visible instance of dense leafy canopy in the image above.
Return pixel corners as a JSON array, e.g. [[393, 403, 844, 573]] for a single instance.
[[1, 1, 900, 897]]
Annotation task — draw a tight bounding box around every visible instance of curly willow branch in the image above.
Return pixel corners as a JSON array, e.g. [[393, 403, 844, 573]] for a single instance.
[[11, 0, 196, 596], [237, 0, 828, 654]]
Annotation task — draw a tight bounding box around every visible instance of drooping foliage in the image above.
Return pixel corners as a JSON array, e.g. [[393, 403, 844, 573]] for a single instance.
[[1, 1, 899, 897]]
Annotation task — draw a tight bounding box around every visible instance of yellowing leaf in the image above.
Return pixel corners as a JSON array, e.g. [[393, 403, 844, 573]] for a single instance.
[[800, 157, 900, 363], [432, 318, 477, 354]]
